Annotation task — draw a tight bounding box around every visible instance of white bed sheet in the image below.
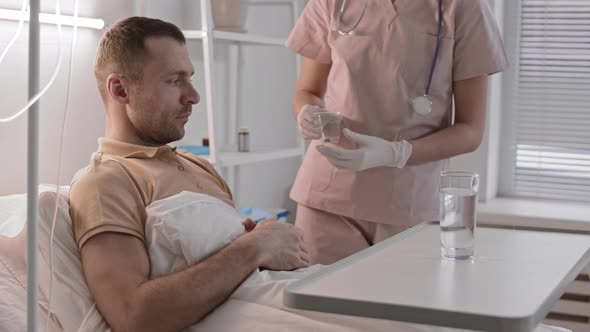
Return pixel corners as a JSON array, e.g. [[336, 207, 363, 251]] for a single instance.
[[0, 185, 100, 332], [0, 251, 63, 332], [0, 258, 27, 331], [0, 190, 29, 331]]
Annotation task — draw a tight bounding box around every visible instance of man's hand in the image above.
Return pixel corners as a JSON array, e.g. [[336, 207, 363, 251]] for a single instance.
[[316, 128, 413, 171], [242, 219, 310, 270], [242, 218, 256, 232]]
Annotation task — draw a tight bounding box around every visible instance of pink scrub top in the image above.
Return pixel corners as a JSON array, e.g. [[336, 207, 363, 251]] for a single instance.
[[286, 0, 508, 227]]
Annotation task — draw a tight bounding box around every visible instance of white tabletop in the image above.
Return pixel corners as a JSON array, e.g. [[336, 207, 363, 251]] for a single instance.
[[284, 222, 590, 332]]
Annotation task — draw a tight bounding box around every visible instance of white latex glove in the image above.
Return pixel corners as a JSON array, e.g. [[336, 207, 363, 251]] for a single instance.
[[316, 128, 413, 171], [297, 104, 323, 140]]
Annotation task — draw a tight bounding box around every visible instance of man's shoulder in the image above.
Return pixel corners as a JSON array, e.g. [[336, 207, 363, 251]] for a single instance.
[[70, 152, 139, 197], [72, 152, 127, 181]]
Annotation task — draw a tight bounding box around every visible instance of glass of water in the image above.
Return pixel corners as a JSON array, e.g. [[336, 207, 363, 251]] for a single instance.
[[439, 171, 479, 259], [314, 112, 342, 143]]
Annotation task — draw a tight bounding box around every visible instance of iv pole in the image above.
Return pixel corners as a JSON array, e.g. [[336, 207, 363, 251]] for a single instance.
[[27, 0, 40, 330]]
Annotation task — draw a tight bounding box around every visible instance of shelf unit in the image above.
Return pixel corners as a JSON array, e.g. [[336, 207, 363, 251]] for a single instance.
[[183, 0, 303, 194]]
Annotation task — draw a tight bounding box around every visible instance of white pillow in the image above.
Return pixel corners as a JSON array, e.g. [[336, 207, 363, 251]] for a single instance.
[[146, 191, 246, 277], [0, 193, 28, 331], [0, 227, 27, 290], [0, 185, 104, 331], [0, 185, 71, 238], [36, 188, 108, 332], [0, 193, 27, 238], [0, 185, 70, 293]]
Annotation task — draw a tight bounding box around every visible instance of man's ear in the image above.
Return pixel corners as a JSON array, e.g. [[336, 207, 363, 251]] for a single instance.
[[106, 73, 130, 105]]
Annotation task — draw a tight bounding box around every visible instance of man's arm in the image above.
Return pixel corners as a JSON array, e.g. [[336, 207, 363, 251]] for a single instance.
[[81, 220, 308, 332]]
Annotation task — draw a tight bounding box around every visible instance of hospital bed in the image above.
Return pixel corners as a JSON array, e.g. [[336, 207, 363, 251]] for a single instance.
[[0, 186, 79, 331], [0, 187, 578, 332]]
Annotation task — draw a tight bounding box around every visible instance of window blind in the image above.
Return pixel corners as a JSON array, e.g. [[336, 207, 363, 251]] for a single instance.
[[508, 0, 590, 202]]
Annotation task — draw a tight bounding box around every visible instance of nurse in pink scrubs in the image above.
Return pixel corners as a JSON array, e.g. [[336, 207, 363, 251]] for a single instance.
[[286, 0, 508, 264]]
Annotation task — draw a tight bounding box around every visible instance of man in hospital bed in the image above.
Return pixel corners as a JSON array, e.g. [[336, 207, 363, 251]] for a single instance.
[[66, 16, 568, 332], [67, 16, 318, 332]]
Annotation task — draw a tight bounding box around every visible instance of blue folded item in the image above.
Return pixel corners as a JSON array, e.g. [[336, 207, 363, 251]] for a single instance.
[[178, 145, 210, 155], [239, 207, 290, 223]]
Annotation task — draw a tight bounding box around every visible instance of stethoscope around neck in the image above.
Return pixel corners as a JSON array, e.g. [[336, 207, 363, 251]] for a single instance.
[[332, 0, 444, 116]]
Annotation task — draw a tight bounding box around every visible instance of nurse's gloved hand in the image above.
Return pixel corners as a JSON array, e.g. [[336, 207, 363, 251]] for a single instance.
[[316, 128, 413, 171], [297, 104, 323, 140]]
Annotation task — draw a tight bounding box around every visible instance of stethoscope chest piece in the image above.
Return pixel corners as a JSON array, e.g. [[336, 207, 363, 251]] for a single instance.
[[412, 95, 433, 115]]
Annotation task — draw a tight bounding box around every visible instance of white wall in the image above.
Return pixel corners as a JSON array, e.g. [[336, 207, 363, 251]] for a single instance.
[[0, 0, 135, 195], [227, 2, 302, 211], [0, 0, 302, 212]]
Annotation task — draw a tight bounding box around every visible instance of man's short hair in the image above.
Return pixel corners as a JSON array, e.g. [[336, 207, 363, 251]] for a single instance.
[[94, 16, 186, 100]]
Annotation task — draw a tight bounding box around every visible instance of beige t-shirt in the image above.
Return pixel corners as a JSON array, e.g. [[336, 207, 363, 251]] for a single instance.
[[69, 138, 233, 248]]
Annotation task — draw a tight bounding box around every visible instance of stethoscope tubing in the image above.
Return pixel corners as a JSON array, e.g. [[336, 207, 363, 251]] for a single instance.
[[425, 0, 443, 96], [333, 0, 369, 35]]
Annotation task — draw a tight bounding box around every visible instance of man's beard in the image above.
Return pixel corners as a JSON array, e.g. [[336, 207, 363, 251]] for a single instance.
[[133, 105, 188, 146]]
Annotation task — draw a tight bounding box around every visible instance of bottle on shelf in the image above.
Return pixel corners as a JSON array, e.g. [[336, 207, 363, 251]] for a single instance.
[[238, 127, 250, 152]]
